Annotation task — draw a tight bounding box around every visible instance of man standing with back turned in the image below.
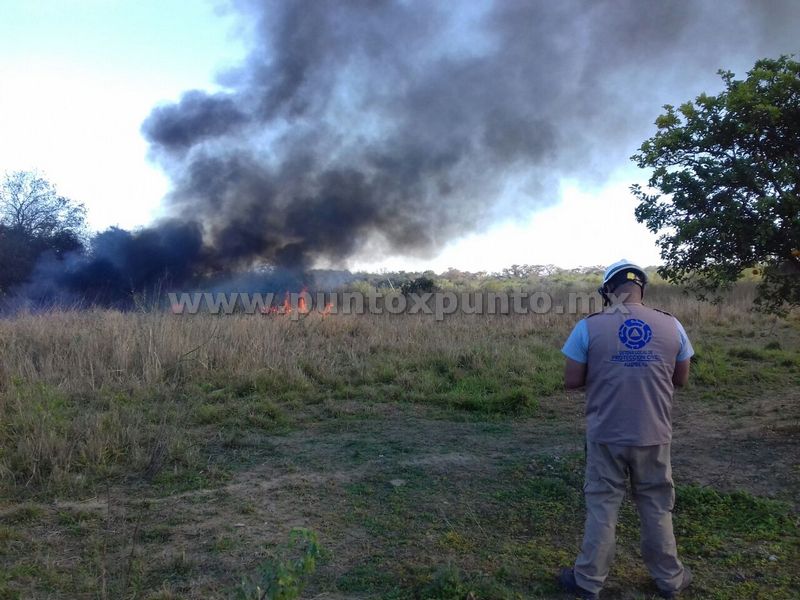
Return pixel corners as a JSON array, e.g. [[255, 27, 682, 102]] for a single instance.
[[557, 260, 694, 599]]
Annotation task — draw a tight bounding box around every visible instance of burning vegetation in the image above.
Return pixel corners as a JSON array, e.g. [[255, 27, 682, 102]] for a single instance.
[[3, 1, 797, 308]]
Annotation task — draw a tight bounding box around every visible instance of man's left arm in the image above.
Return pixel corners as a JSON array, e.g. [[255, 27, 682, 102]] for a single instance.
[[564, 358, 587, 389], [562, 320, 588, 389]]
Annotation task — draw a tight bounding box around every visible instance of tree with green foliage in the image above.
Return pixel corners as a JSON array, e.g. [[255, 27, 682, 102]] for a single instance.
[[631, 56, 800, 313], [401, 275, 438, 295]]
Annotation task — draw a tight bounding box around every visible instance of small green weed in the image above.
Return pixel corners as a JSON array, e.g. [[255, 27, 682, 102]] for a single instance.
[[235, 528, 322, 600]]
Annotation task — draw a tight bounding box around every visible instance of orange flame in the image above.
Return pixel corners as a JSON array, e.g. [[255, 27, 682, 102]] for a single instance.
[[298, 288, 310, 314], [282, 292, 292, 315], [259, 290, 333, 317]]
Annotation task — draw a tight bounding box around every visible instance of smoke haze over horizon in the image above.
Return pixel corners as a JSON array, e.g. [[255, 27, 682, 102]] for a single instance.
[[4, 0, 800, 302]]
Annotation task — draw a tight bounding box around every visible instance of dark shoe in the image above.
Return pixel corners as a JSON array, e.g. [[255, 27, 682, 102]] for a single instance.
[[557, 567, 600, 599], [657, 566, 693, 598]]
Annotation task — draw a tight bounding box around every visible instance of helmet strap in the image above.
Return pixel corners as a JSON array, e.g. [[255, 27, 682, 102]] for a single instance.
[[598, 284, 612, 307]]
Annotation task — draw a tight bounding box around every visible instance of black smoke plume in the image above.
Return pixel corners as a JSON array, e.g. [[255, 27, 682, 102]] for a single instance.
[[12, 0, 800, 304], [140, 0, 799, 272]]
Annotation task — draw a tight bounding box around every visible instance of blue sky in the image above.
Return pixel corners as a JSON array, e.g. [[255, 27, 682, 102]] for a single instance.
[[0, 1, 242, 232], [1, 1, 795, 272]]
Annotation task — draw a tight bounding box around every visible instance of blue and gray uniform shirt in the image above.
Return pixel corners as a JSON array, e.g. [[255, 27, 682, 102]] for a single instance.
[[562, 304, 694, 446]]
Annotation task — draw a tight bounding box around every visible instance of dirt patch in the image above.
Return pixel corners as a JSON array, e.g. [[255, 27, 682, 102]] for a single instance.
[[3, 389, 797, 599], [130, 391, 798, 596], [672, 387, 800, 503]]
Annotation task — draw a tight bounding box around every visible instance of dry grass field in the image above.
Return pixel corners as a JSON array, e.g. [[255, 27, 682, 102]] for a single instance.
[[0, 285, 798, 599]]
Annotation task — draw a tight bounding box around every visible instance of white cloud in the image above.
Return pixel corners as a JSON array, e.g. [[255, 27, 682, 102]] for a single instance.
[[0, 61, 171, 230], [352, 177, 661, 272]]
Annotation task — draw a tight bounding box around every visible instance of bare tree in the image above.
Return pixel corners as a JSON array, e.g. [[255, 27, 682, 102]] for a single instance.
[[0, 170, 87, 238], [0, 171, 87, 294]]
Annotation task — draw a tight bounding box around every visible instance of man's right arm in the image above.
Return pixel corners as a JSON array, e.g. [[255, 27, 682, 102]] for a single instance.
[[673, 318, 694, 387], [673, 359, 690, 387]]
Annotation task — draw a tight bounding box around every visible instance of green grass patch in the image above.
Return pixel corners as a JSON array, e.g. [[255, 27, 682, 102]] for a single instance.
[[675, 485, 796, 555], [0, 505, 44, 525], [690, 339, 800, 394], [331, 451, 800, 599]]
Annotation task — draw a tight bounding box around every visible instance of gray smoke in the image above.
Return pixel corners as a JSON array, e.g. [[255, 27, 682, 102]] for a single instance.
[[141, 0, 800, 272]]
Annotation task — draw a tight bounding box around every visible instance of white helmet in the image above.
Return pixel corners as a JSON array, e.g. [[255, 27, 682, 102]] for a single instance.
[[602, 259, 648, 287]]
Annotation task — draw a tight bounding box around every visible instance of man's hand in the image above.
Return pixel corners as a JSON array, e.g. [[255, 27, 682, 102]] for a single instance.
[[564, 358, 587, 389], [672, 359, 691, 387]]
